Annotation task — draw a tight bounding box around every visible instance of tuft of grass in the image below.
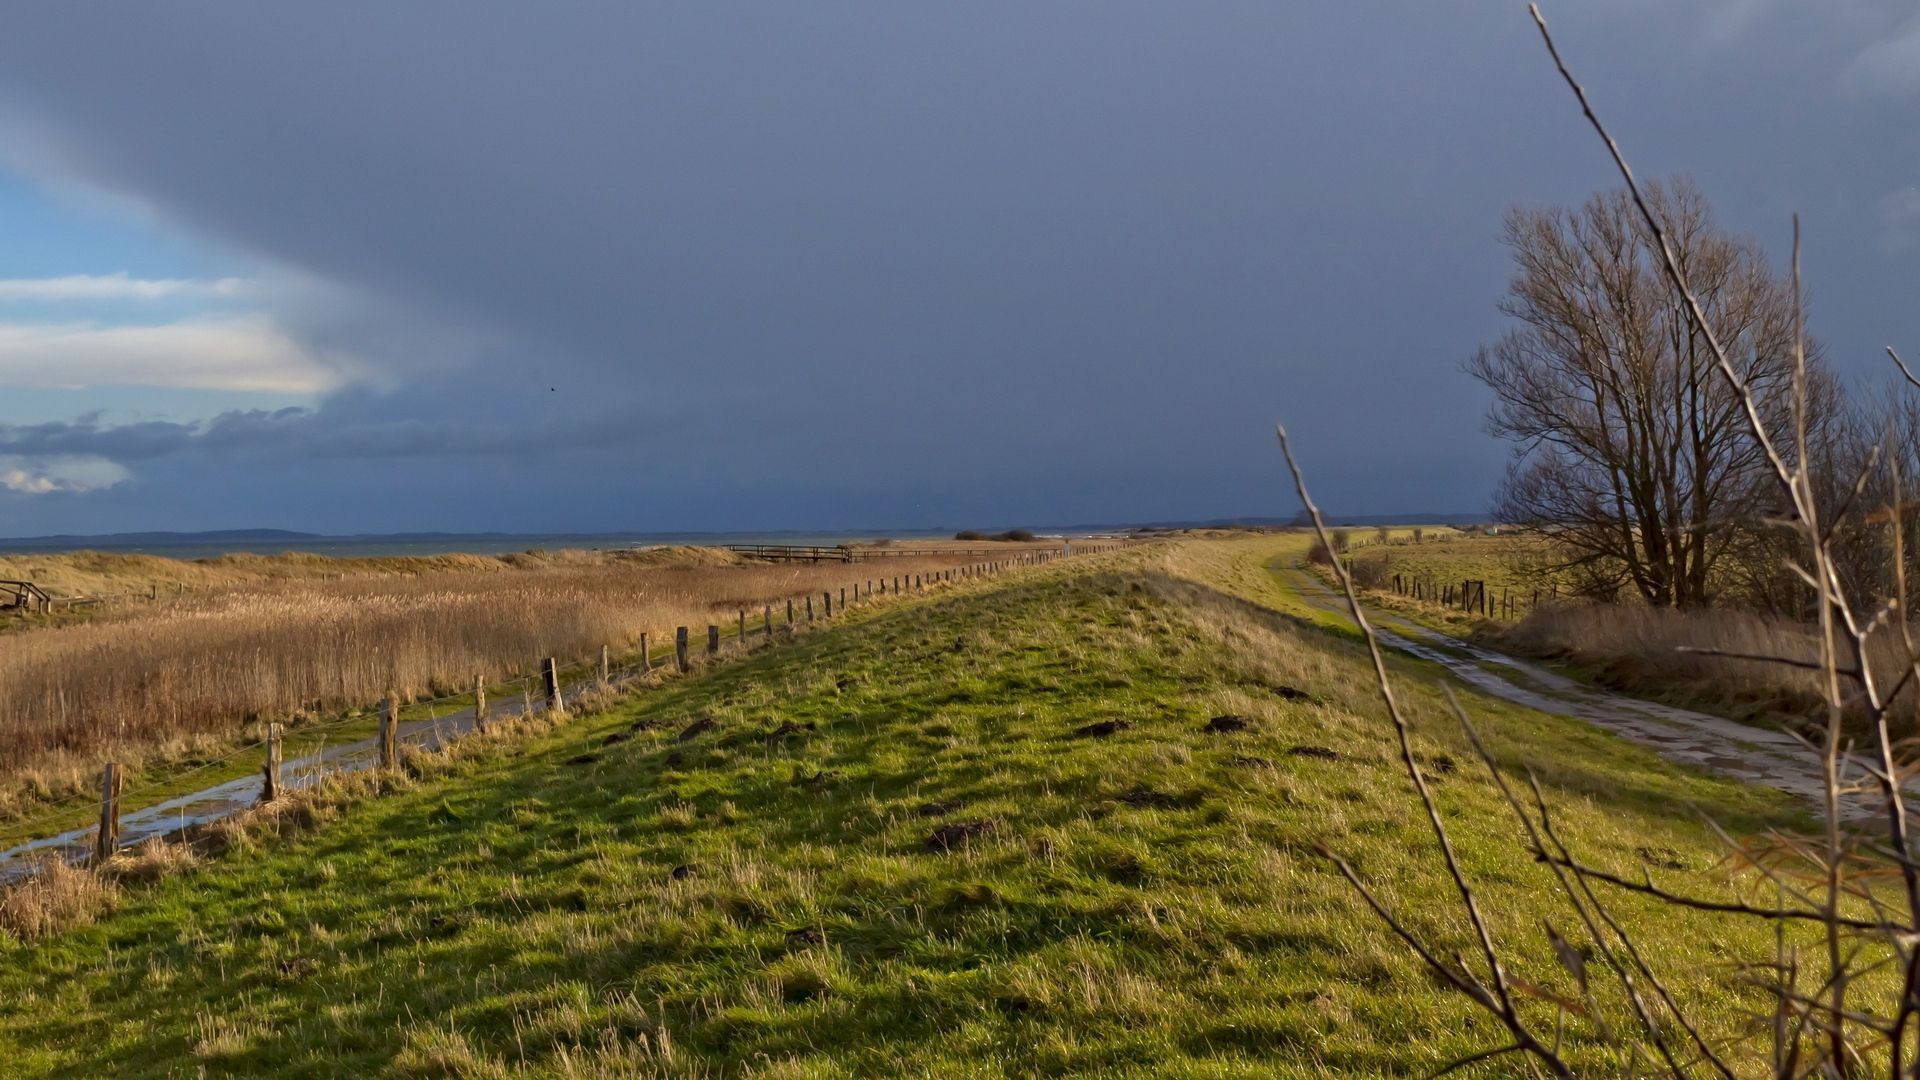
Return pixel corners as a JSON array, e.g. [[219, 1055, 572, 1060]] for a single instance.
[[0, 539, 1820, 1075], [0, 857, 118, 942]]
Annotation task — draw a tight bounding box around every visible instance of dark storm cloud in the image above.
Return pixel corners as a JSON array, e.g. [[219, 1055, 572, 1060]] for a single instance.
[[0, 2, 1913, 533]]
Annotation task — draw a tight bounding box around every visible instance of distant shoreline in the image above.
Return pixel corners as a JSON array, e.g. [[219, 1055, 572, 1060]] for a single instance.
[[0, 514, 1484, 559], [0, 530, 966, 561]]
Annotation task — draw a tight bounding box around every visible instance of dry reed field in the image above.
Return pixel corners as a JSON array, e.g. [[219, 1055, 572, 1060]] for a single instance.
[[1497, 601, 1904, 733], [0, 548, 991, 812], [0, 544, 745, 599]]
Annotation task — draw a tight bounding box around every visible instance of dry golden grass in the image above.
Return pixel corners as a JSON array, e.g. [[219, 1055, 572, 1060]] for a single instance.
[[0, 549, 986, 805], [0, 544, 745, 598], [0, 855, 117, 941], [1499, 601, 1913, 733]]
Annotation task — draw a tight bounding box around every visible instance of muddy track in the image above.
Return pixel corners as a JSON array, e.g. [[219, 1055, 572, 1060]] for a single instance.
[[1273, 558, 1890, 813]]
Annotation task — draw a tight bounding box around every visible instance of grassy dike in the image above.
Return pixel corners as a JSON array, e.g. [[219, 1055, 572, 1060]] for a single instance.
[[0, 539, 1813, 1076]]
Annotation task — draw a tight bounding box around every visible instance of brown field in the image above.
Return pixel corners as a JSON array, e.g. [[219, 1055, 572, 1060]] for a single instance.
[[0, 544, 745, 600], [0, 546, 1003, 813]]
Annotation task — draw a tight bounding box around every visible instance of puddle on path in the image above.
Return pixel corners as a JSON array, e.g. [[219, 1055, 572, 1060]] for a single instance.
[[0, 668, 634, 885]]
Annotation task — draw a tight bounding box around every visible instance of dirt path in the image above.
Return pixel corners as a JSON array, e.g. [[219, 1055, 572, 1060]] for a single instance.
[[1273, 558, 1880, 812]]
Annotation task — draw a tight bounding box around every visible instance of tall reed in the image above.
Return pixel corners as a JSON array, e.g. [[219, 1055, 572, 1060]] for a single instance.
[[0, 552, 982, 805]]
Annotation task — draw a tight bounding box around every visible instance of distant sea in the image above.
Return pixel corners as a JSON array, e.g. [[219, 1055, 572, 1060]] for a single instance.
[[0, 514, 1480, 561]]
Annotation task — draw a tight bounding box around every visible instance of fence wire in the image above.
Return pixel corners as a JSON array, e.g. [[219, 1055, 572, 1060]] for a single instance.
[[0, 546, 1122, 876]]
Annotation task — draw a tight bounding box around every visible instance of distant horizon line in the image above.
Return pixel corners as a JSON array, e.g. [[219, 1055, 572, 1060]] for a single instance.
[[0, 512, 1491, 550]]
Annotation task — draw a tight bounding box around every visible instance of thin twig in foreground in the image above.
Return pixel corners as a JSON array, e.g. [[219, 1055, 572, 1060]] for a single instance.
[[1279, 424, 1573, 1077]]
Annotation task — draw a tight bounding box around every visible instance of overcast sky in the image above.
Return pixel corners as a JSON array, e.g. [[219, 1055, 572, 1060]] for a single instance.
[[0, 2, 1913, 536]]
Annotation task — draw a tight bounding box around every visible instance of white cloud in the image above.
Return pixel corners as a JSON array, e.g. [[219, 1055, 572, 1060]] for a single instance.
[[0, 316, 353, 394], [1841, 15, 1920, 98], [0, 272, 250, 303], [0, 455, 128, 495]]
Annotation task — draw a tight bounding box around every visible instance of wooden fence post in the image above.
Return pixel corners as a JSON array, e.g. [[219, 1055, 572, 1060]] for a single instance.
[[824, 591, 832, 617], [676, 627, 690, 672], [764, 605, 773, 638], [806, 595, 814, 621], [739, 610, 747, 643], [262, 722, 283, 802], [474, 675, 488, 732], [95, 762, 122, 863], [599, 644, 611, 687], [640, 632, 651, 672], [707, 624, 720, 654], [840, 586, 846, 609], [542, 657, 564, 713], [787, 598, 795, 623], [381, 695, 399, 769]]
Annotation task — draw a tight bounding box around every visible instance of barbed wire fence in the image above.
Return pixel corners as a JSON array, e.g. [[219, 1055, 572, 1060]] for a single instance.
[[0, 542, 1127, 885]]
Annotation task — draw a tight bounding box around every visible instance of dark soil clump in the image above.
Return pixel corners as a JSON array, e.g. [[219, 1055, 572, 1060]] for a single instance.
[[925, 820, 997, 852]]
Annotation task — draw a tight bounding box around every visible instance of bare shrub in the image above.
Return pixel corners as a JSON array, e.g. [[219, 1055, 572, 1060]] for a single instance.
[[956, 528, 1036, 542], [1306, 529, 1351, 566], [1348, 552, 1390, 591]]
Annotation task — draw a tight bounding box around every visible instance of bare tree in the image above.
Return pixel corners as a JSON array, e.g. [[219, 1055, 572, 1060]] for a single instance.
[[1467, 178, 1833, 608]]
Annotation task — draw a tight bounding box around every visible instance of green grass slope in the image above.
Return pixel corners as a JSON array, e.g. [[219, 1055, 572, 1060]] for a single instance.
[[0, 542, 1809, 1077]]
